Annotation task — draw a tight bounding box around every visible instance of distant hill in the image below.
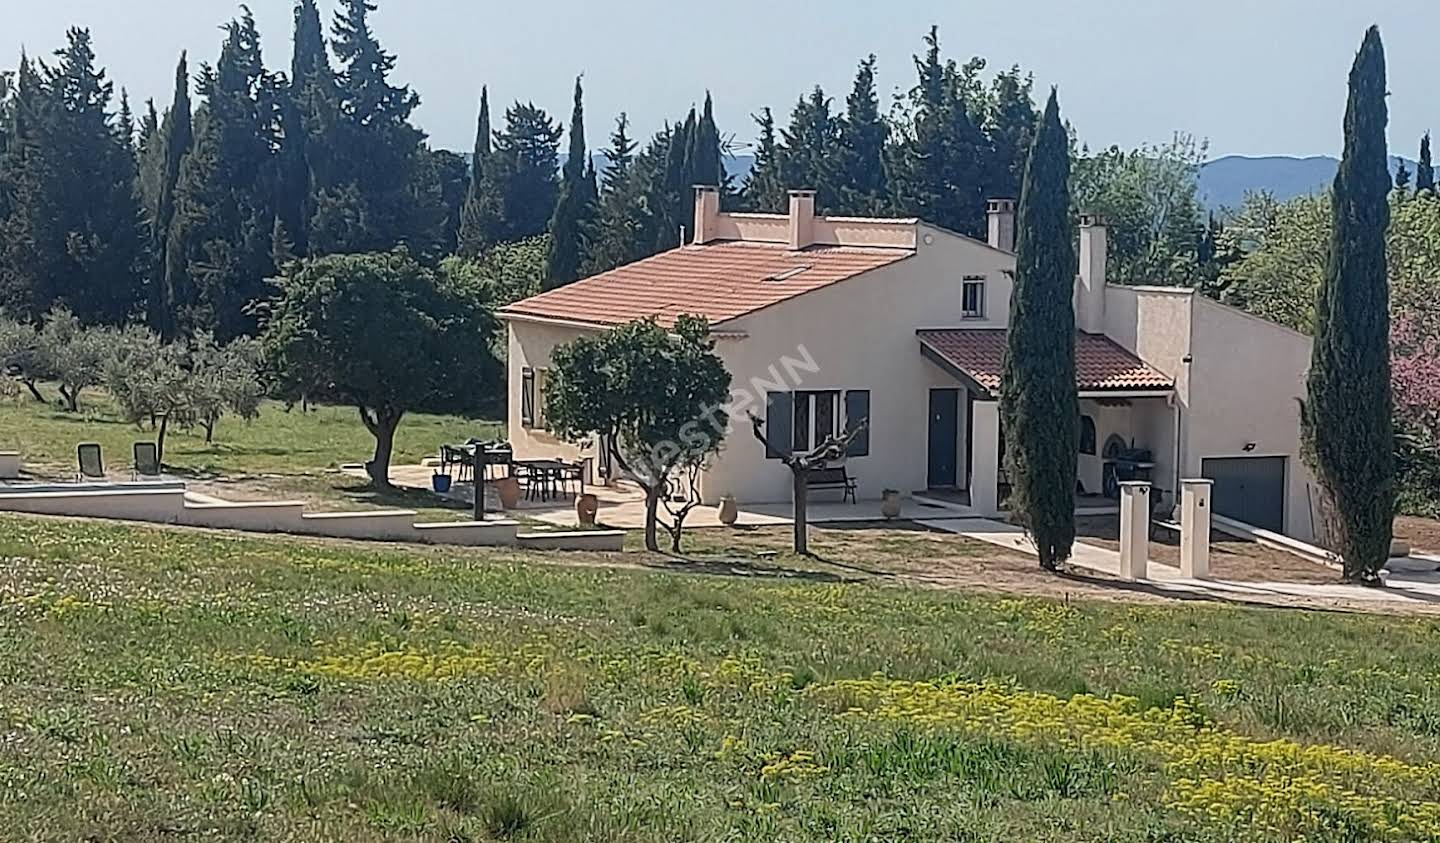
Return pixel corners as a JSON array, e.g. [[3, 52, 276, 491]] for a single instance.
[[1198, 154, 1416, 213]]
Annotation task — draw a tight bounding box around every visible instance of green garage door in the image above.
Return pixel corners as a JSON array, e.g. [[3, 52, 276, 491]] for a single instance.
[[1201, 456, 1287, 533]]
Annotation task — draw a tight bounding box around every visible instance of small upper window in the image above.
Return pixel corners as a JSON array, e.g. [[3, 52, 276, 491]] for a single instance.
[[962, 278, 986, 319]]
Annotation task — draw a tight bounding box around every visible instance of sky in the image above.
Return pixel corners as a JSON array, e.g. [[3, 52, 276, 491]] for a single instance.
[[3, 0, 1438, 161]]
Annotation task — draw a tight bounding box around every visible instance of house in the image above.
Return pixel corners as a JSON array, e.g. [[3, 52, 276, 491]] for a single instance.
[[500, 187, 1318, 541]]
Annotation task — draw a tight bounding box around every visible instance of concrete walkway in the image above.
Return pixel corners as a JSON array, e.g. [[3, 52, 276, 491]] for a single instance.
[[918, 515, 1440, 607]]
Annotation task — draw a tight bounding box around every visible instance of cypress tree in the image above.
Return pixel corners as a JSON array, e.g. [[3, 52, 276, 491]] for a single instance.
[[998, 89, 1077, 572], [545, 76, 595, 288], [1394, 159, 1411, 193], [836, 55, 888, 214], [741, 107, 786, 212], [167, 11, 282, 339], [0, 55, 60, 320], [1303, 26, 1395, 584], [138, 53, 192, 334], [692, 92, 723, 188], [276, 0, 329, 257], [457, 86, 498, 256], [1417, 132, 1434, 193]]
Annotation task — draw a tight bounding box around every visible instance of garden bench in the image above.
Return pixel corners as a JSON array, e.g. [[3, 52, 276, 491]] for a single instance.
[[807, 466, 857, 504]]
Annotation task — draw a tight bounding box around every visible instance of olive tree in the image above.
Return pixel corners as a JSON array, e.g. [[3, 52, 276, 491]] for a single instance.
[[104, 327, 195, 463], [261, 250, 498, 489], [544, 316, 731, 552], [36, 307, 111, 412]]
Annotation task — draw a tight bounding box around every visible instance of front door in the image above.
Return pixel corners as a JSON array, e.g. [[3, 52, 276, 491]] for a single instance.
[[928, 388, 960, 488]]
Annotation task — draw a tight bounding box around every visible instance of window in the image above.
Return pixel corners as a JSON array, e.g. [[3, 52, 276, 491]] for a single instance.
[[521, 368, 535, 428], [844, 390, 871, 457], [766, 390, 864, 458], [962, 277, 986, 319], [1079, 414, 1097, 455]]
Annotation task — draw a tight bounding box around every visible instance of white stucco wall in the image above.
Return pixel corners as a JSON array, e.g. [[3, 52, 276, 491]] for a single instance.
[[505, 319, 600, 465], [1186, 296, 1316, 540], [701, 226, 1017, 504]]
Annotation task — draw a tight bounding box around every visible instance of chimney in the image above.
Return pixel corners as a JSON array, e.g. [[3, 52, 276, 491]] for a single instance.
[[986, 198, 1016, 252], [693, 185, 721, 245], [788, 190, 816, 250], [1077, 212, 1108, 333]]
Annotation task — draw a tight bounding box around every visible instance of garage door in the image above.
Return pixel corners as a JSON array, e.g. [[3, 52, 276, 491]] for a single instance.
[[1201, 457, 1286, 533]]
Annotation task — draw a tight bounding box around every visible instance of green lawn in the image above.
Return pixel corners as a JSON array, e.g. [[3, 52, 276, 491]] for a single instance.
[[3, 515, 1439, 841], [0, 388, 501, 518]]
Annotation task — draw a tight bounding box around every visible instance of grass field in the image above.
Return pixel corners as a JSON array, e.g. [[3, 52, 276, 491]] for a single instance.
[[4, 514, 1440, 841], [0, 388, 501, 515]]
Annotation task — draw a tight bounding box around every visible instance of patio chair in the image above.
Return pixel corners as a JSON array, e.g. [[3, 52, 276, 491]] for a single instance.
[[133, 442, 161, 480], [76, 443, 104, 481]]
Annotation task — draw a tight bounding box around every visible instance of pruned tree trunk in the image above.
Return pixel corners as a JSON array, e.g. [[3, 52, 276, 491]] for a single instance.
[[643, 487, 661, 552], [156, 413, 170, 465], [21, 379, 45, 404], [60, 384, 78, 412], [203, 416, 217, 443], [359, 406, 401, 489], [792, 469, 809, 556]]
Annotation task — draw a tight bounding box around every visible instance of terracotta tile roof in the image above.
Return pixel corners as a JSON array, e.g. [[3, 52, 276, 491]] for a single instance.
[[500, 240, 913, 328], [917, 328, 1174, 395]]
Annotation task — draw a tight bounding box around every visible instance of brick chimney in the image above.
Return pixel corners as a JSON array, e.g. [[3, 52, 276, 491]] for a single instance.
[[986, 198, 1016, 252], [1076, 212, 1108, 333], [788, 190, 816, 250], [693, 185, 721, 245]]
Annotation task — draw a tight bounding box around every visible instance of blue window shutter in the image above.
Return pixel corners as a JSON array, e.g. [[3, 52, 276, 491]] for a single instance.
[[845, 390, 871, 457], [766, 392, 792, 459]]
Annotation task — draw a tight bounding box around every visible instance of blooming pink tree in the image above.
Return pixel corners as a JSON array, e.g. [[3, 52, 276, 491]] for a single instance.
[[1393, 314, 1440, 431]]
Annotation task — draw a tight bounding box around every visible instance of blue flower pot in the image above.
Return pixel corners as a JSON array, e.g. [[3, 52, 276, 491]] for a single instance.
[[432, 474, 452, 493]]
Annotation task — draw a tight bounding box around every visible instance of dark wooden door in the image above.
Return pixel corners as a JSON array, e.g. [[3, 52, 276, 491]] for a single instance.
[[928, 389, 960, 488]]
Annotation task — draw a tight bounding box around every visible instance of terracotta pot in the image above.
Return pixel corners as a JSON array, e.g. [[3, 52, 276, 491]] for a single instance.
[[496, 477, 521, 510], [717, 494, 739, 526], [576, 493, 600, 527], [880, 490, 902, 520]]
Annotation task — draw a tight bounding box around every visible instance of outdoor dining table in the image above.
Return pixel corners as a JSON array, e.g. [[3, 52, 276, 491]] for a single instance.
[[512, 458, 584, 502]]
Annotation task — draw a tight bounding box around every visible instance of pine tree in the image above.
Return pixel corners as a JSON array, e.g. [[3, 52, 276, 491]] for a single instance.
[[585, 113, 646, 274], [998, 89, 1077, 572], [167, 11, 282, 339], [889, 26, 991, 236], [836, 55, 888, 214], [778, 87, 842, 210], [309, 0, 439, 256], [456, 86, 499, 256], [1303, 26, 1395, 584], [546, 77, 597, 288], [484, 101, 562, 243], [984, 66, 1039, 202], [0, 55, 60, 320], [276, 0, 329, 257], [116, 90, 136, 151], [1417, 133, 1434, 193], [1, 30, 145, 324], [741, 107, 787, 211]]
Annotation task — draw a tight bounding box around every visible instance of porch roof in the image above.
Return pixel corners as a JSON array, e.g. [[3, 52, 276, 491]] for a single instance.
[[917, 328, 1175, 399]]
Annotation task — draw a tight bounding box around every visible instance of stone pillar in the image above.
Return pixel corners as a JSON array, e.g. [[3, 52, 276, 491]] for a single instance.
[[970, 401, 1001, 517], [0, 451, 19, 480], [1118, 481, 1151, 581], [1180, 479, 1213, 579]]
